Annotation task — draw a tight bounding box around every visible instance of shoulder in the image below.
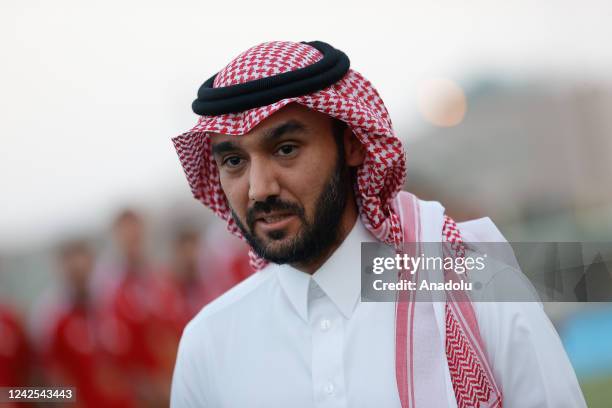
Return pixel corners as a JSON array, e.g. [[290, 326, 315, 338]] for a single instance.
[[456, 216, 506, 242], [172, 263, 279, 405], [182, 263, 278, 339], [472, 298, 586, 406]]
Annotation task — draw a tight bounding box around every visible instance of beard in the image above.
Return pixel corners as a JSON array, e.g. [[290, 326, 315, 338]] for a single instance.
[[231, 155, 352, 265]]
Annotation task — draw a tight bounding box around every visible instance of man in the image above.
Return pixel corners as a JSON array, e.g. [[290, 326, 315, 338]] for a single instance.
[[160, 227, 210, 331], [98, 209, 172, 407], [199, 223, 254, 302], [0, 302, 31, 408], [0, 303, 30, 386], [153, 226, 210, 376], [170, 41, 586, 407], [38, 239, 135, 407]]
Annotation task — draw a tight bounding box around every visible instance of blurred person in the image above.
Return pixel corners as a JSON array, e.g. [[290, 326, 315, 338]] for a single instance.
[[199, 221, 253, 302], [0, 262, 30, 391], [99, 209, 173, 407], [139, 227, 205, 400], [113, 209, 148, 276], [38, 239, 135, 408], [153, 225, 253, 387], [0, 303, 30, 387], [169, 41, 586, 407], [159, 222, 254, 328], [160, 226, 210, 332], [149, 226, 207, 389], [0, 302, 31, 408]]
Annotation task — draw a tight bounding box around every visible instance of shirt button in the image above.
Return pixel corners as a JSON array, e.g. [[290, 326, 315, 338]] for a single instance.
[[319, 318, 332, 331], [323, 382, 335, 395]]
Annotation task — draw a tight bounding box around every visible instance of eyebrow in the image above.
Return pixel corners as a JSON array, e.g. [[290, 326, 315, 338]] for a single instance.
[[211, 120, 307, 157], [211, 141, 239, 157], [261, 120, 306, 143]]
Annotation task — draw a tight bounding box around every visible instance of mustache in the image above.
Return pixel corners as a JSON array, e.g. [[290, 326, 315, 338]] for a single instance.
[[246, 197, 305, 229]]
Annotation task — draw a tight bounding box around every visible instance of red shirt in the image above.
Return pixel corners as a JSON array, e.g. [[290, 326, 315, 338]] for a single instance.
[[99, 269, 179, 405], [42, 301, 136, 408], [0, 304, 30, 387]]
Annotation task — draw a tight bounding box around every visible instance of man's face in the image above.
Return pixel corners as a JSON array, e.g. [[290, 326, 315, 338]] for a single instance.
[[174, 231, 200, 276], [61, 247, 93, 292], [114, 215, 144, 263], [210, 104, 351, 265]]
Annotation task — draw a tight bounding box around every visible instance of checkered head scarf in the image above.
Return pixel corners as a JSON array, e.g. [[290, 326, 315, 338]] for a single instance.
[[172, 40, 406, 270]]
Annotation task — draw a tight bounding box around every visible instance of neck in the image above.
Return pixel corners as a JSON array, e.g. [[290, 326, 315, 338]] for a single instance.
[[175, 264, 198, 284], [124, 255, 144, 273], [291, 197, 359, 275], [71, 286, 89, 305]]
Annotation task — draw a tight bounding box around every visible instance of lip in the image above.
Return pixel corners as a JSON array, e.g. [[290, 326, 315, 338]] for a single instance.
[[255, 213, 297, 232]]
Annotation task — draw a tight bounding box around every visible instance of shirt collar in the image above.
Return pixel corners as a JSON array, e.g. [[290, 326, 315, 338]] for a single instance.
[[276, 217, 377, 322]]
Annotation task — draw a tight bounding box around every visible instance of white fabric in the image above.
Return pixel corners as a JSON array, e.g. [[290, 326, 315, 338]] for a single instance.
[[171, 202, 586, 408], [408, 200, 455, 408]]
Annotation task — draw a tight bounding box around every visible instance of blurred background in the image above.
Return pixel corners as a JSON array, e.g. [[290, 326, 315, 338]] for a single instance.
[[1, 0, 611, 406]]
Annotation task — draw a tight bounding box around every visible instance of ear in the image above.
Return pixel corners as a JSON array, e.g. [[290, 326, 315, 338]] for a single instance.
[[343, 128, 366, 167]]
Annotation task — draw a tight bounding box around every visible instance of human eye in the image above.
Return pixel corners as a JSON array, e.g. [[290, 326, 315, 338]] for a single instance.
[[222, 155, 244, 169], [275, 143, 299, 157]]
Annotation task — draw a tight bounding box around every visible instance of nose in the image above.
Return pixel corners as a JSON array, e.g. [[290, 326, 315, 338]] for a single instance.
[[248, 156, 281, 202]]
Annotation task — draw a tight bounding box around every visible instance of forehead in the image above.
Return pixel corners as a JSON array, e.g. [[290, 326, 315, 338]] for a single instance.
[[209, 103, 332, 144]]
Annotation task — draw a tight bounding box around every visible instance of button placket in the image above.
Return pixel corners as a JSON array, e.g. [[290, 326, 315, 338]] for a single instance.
[[309, 284, 347, 407], [320, 318, 332, 331]]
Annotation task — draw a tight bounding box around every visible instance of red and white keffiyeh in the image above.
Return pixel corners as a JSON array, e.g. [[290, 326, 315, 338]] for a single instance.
[[173, 41, 405, 270], [172, 40, 502, 408]]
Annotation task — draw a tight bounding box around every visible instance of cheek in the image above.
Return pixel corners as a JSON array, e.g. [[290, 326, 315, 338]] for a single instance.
[[219, 174, 250, 218], [280, 150, 336, 215]]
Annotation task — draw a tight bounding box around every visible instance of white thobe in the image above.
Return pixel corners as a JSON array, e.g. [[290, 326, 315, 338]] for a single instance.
[[171, 216, 586, 407]]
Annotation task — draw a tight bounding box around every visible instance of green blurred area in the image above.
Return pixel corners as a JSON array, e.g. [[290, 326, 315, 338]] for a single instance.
[[581, 376, 612, 408]]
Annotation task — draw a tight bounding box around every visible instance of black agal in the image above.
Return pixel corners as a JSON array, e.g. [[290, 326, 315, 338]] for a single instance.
[[192, 41, 350, 116]]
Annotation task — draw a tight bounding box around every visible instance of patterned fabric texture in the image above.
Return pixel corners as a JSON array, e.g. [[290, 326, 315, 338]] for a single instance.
[[442, 216, 502, 408], [172, 41, 406, 269]]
